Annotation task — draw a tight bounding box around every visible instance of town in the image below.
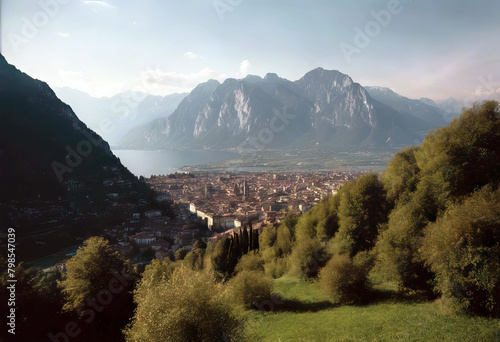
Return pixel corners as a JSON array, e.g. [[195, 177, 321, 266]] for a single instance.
[[105, 170, 367, 263]]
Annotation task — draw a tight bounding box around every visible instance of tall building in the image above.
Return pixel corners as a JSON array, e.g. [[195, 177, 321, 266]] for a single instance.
[[243, 179, 250, 199], [205, 183, 213, 199]]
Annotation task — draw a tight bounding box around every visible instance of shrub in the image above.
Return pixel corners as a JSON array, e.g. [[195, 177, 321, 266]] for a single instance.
[[183, 249, 205, 270], [174, 247, 189, 261], [226, 270, 274, 309], [422, 186, 500, 316], [235, 251, 264, 273], [318, 254, 370, 304], [124, 266, 243, 341]]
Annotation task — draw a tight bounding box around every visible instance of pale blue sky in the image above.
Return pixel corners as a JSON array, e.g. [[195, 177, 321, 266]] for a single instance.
[[1, 0, 499, 101]]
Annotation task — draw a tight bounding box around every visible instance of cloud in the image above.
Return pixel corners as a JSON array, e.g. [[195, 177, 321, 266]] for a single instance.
[[184, 52, 205, 60], [82, 1, 115, 9], [184, 52, 198, 59], [139, 67, 228, 95], [57, 32, 70, 38], [239, 59, 251, 76], [58, 69, 124, 97]]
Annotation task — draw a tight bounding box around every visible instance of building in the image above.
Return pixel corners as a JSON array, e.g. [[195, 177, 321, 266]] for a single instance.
[[299, 204, 312, 212], [207, 214, 236, 231], [243, 179, 250, 199], [189, 203, 197, 214], [145, 210, 162, 218], [130, 232, 156, 245], [156, 194, 171, 202], [205, 183, 213, 199]]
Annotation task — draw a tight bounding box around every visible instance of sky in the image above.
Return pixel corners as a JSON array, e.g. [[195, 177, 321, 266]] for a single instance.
[[1, 0, 499, 103]]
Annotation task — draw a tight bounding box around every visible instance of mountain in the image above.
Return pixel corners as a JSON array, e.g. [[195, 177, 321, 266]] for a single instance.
[[120, 68, 436, 151], [54, 87, 187, 145], [433, 97, 463, 120], [0, 54, 154, 259], [364, 86, 448, 127]]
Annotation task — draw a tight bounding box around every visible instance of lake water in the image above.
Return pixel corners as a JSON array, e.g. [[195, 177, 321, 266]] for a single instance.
[[112, 149, 239, 176]]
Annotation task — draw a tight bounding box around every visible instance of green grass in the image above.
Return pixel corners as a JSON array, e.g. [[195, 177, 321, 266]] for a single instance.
[[244, 275, 500, 342]]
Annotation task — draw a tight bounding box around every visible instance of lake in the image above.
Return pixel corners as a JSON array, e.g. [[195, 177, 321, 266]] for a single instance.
[[112, 149, 239, 176]]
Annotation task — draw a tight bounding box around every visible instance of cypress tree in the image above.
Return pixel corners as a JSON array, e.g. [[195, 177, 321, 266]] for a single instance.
[[242, 225, 249, 254], [249, 223, 254, 251]]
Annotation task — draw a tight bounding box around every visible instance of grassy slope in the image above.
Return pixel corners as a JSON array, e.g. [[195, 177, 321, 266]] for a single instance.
[[245, 276, 500, 342]]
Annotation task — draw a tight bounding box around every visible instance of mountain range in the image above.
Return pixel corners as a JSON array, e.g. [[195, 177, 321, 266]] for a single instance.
[[119, 68, 452, 152], [54, 87, 187, 145]]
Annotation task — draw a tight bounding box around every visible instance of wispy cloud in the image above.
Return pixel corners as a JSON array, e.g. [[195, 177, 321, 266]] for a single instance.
[[82, 1, 116, 9], [140, 67, 227, 94], [57, 32, 70, 38]]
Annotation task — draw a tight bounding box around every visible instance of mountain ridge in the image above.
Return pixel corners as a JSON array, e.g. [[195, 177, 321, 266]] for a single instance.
[[120, 68, 437, 152]]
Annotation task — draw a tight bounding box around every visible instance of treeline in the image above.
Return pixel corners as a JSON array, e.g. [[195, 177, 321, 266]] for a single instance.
[[1, 101, 498, 341]]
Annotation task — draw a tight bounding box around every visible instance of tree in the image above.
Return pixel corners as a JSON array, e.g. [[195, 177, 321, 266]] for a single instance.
[[422, 186, 500, 316], [288, 236, 328, 279], [0, 263, 64, 341], [331, 174, 388, 257], [415, 100, 500, 200], [60, 237, 131, 311], [381, 146, 420, 204], [124, 266, 243, 341], [294, 195, 340, 242], [376, 101, 500, 293], [210, 238, 230, 276], [241, 226, 249, 254], [375, 195, 433, 291], [59, 237, 134, 340]]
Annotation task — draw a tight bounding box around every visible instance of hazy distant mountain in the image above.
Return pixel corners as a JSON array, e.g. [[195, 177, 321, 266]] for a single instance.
[[54, 87, 187, 145], [433, 97, 463, 120], [120, 68, 435, 151], [365, 86, 448, 127]]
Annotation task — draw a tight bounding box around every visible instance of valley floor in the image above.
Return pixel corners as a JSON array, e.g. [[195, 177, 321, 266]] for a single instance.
[[245, 276, 500, 342], [179, 149, 394, 172]]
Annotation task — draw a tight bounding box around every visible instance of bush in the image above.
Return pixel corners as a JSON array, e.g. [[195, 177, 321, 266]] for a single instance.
[[124, 265, 243, 341], [174, 247, 189, 261], [235, 251, 264, 273], [422, 186, 500, 316], [262, 254, 288, 278], [318, 254, 370, 304], [288, 237, 328, 279], [226, 270, 274, 309], [183, 249, 205, 270]]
